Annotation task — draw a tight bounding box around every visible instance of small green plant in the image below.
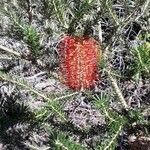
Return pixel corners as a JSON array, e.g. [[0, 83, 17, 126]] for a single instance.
[[93, 94, 127, 149], [23, 25, 41, 59], [93, 93, 148, 150], [36, 99, 66, 122], [0, 71, 69, 121], [129, 34, 150, 80], [2, 7, 41, 60], [0, 88, 34, 130], [52, 132, 85, 150]]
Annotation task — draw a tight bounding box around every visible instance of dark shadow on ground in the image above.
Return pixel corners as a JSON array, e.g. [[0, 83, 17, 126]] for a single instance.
[[0, 90, 35, 150]]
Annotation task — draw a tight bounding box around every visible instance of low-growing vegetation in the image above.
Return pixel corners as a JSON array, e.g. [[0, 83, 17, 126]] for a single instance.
[[0, 0, 149, 149]]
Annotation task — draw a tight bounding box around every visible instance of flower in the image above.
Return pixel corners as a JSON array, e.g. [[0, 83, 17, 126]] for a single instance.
[[58, 35, 101, 90]]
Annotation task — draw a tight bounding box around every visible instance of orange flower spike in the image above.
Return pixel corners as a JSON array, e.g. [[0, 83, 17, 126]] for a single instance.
[[59, 35, 101, 90]]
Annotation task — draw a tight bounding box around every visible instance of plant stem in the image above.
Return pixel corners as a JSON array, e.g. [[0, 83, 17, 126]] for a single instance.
[[0, 45, 21, 57], [104, 124, 123, 150], [106, 70, 129, 110], [0, 72, 78, 121]]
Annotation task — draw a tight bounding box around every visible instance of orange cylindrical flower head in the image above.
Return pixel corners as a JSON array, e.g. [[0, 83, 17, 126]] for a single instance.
[[58, 35, 101, 90]]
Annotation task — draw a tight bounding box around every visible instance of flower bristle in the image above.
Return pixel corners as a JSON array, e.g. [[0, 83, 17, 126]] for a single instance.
[[58, 35, 101, 90]]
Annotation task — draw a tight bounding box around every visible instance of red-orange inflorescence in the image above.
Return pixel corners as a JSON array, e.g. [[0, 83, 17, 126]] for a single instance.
[[58, 35, 101, 90]]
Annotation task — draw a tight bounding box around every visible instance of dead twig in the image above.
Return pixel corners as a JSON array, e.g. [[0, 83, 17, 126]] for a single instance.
[[0, 45, 21, 57], [26, 0, 33, 24]]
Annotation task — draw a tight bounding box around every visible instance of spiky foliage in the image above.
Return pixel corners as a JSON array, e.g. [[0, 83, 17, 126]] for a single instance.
[[0, 71, 71, 121], [23, 25, 41, 59], [130, 34, 150, 80], [0, 88, 33, 129], [93, 94, 126, 149], [93, 93, 149, 150], [48, 131, 86, 150], [0, 0, 149, 149], [0, 5, 41, 60]]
